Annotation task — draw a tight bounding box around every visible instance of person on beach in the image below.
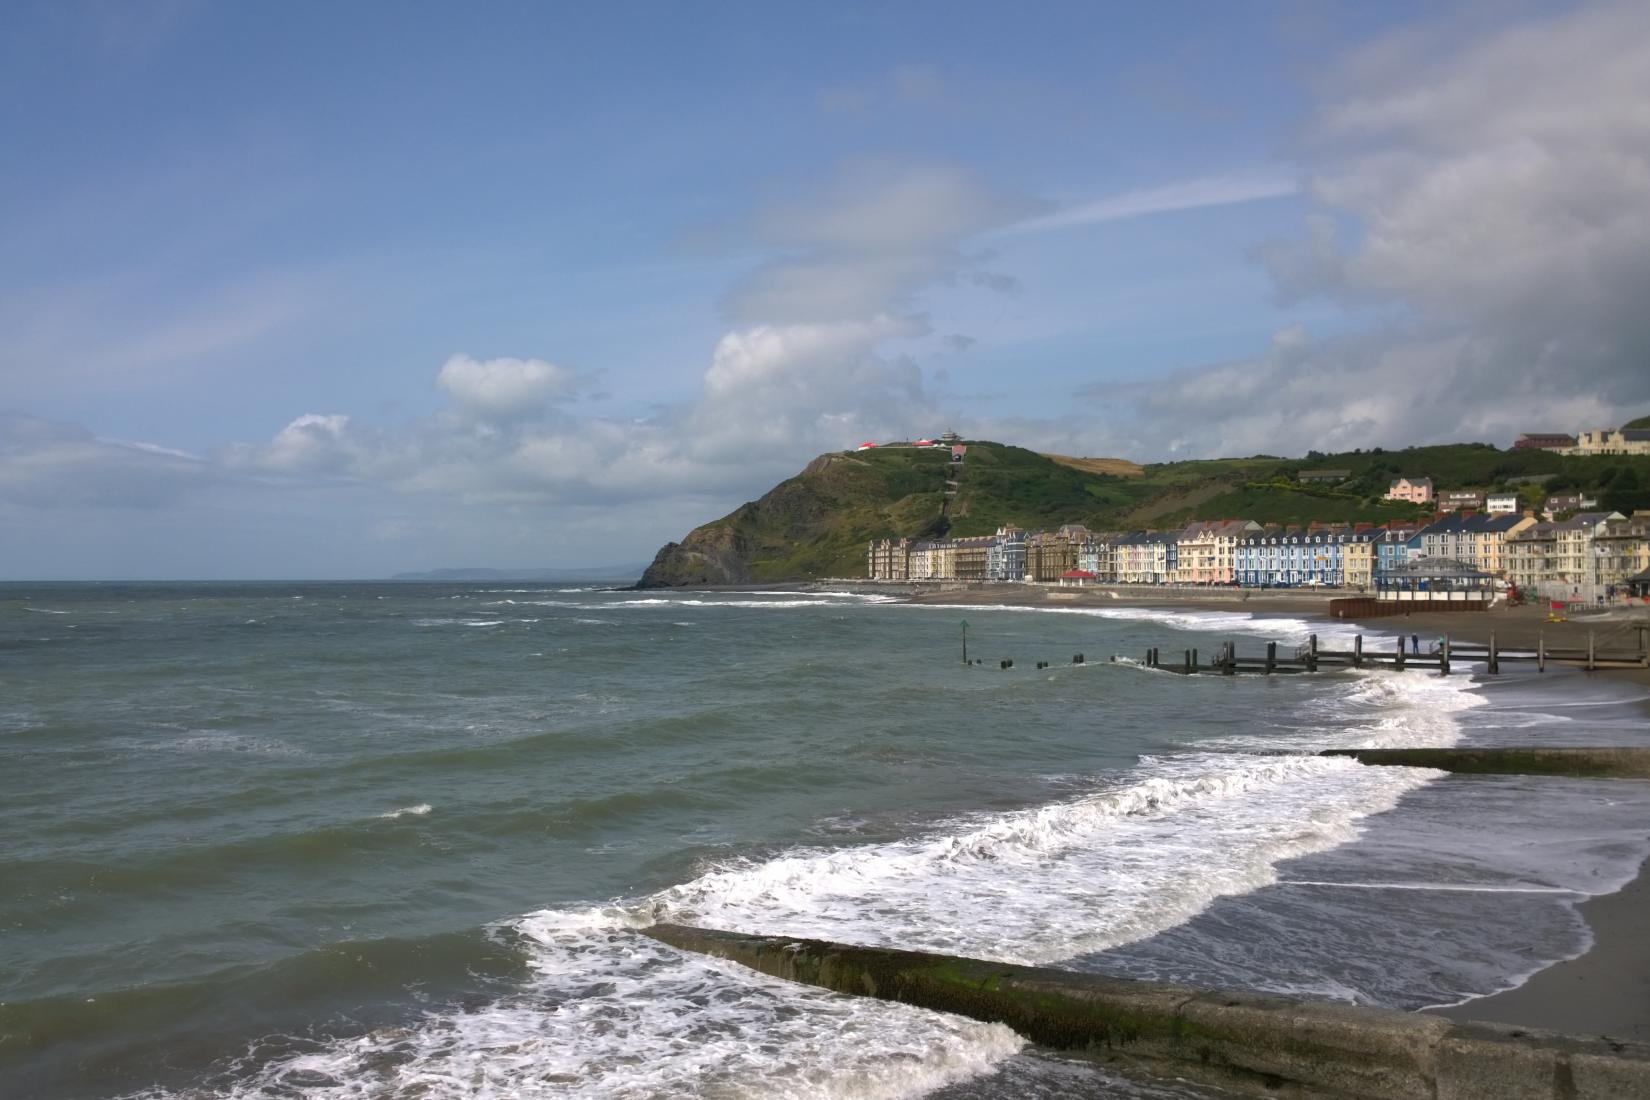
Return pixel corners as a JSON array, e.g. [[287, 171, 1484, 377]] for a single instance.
[[1411, 634, 1419, 654]]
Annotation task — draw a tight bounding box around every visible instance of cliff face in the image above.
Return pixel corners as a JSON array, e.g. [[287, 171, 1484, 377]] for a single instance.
[[635, 516, 755, 588]]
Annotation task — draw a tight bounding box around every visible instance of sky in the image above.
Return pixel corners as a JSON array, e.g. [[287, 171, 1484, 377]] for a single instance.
[[4, 0, 1649, 578]]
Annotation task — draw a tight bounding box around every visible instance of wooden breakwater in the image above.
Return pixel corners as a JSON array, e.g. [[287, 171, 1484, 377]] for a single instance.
[[643, 924, 1650, 1099], [1137, 628, 1648, 676]]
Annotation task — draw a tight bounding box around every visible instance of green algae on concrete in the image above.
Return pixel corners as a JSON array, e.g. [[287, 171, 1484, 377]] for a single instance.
[[641, 923, 1650, 1100]]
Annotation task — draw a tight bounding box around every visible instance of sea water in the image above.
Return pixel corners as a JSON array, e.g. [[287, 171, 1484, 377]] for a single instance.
[[2, 583, 1647, 1099]]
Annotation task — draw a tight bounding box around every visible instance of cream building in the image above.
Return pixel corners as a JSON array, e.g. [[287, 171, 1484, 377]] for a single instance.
[[1174, 519, 1261, 583], [1506, 512, 1625, 598], [1564, 427, 1650, 456], [866, 538, 911, 580]]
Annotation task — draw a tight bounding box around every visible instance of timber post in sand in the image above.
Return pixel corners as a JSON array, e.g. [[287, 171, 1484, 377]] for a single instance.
[[641, 923, 1650, 1100], [1538, 631, 1546, 673], [1588, 631, 1596, 672], [1264, 641, 1276, 674], [1395, 635, 1405, 670], [1353, 633, 1362, 669], [1441, 635, 1450, 676], [1487, 631, 1498, 675]]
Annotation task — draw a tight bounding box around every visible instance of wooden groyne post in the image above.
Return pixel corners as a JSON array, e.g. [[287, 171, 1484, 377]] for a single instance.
[[642, 924, 1650, 1100]]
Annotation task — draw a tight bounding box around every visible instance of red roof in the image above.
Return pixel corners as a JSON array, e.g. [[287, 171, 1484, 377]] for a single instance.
[[1061, 569, 1097, 578]]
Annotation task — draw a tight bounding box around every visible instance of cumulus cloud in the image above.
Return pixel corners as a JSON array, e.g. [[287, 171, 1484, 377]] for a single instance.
[[436, 354, 579, 419], [1122, 1, 1650, 455], [198, 163, 1002, 519]]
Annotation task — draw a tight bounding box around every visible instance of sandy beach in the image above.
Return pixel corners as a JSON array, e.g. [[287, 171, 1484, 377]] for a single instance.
[[880, 582, 1650, 1041]]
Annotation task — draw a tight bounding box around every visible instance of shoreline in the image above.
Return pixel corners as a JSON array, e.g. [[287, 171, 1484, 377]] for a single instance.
[[1428, 855, 1650, 1042], [869, 581, 1650, 688], [849, 581, 1650, 1041]]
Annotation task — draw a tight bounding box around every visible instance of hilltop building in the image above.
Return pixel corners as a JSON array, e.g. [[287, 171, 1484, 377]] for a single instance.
[[1564, 428, 1650, 456], [1437, 490, 1485, 513], [1543, 492, 1599, 519], [1512, 433, 1576, 451], [1384, 477, 1434, 504]]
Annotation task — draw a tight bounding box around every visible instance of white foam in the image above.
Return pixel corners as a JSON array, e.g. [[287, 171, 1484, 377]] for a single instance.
[[22, 606, 71, 614], [901, 601, 1370, 647], [637, 753, 1434, 964], [1201, 668, 1484, 752], [199, 751, 1429, 1099], [378, 804, 432, 820], [216, 937, 1020, 1099]]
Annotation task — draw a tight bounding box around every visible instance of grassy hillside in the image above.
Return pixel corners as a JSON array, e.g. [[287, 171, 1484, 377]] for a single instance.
[[1041, 454, 1145, 477], [641, 442, 1134, 583], [639, 439, 1650, 585]]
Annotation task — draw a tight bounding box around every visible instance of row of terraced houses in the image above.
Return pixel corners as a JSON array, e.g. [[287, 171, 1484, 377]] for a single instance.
[[866, 511, 1650, 601]]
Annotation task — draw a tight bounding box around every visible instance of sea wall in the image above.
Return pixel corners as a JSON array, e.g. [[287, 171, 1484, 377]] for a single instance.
[[1321, 746, 1650, 779], [642, 923, 1650, 1099]]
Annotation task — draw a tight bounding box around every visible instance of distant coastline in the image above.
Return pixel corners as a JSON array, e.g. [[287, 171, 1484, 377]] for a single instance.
[[389, 564, 647, 582]]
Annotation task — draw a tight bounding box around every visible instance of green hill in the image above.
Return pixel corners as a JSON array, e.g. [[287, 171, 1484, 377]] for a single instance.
[[636, 440, 1650, 586]]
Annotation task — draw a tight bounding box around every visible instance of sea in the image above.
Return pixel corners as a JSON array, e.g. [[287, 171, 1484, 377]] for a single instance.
[[4, 582, 1649, 1100]]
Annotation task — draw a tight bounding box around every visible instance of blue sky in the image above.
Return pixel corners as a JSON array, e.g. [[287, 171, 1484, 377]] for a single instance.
[[3, 1, 1648, 577]]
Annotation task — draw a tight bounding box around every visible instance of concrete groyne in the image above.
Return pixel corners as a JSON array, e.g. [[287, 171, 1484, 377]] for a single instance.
[[642, 923, 1650, 1099], [1321, 746, 1650, 779]]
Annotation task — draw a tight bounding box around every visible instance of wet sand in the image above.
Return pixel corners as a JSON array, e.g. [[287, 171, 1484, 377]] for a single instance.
[[887, 582, 1650, 1040], [1431, 857, 1650, 1042]]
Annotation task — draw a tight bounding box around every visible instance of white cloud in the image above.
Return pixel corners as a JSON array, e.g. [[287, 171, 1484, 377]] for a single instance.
[[436, 354, 579, 420], [1011, 173, 1298, 234], [1086, 1, 1650, 457], [0, 412, 216, 508]]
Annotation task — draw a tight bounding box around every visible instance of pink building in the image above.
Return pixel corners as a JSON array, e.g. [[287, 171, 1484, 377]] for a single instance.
[[1384, 477, 1434, 505]]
